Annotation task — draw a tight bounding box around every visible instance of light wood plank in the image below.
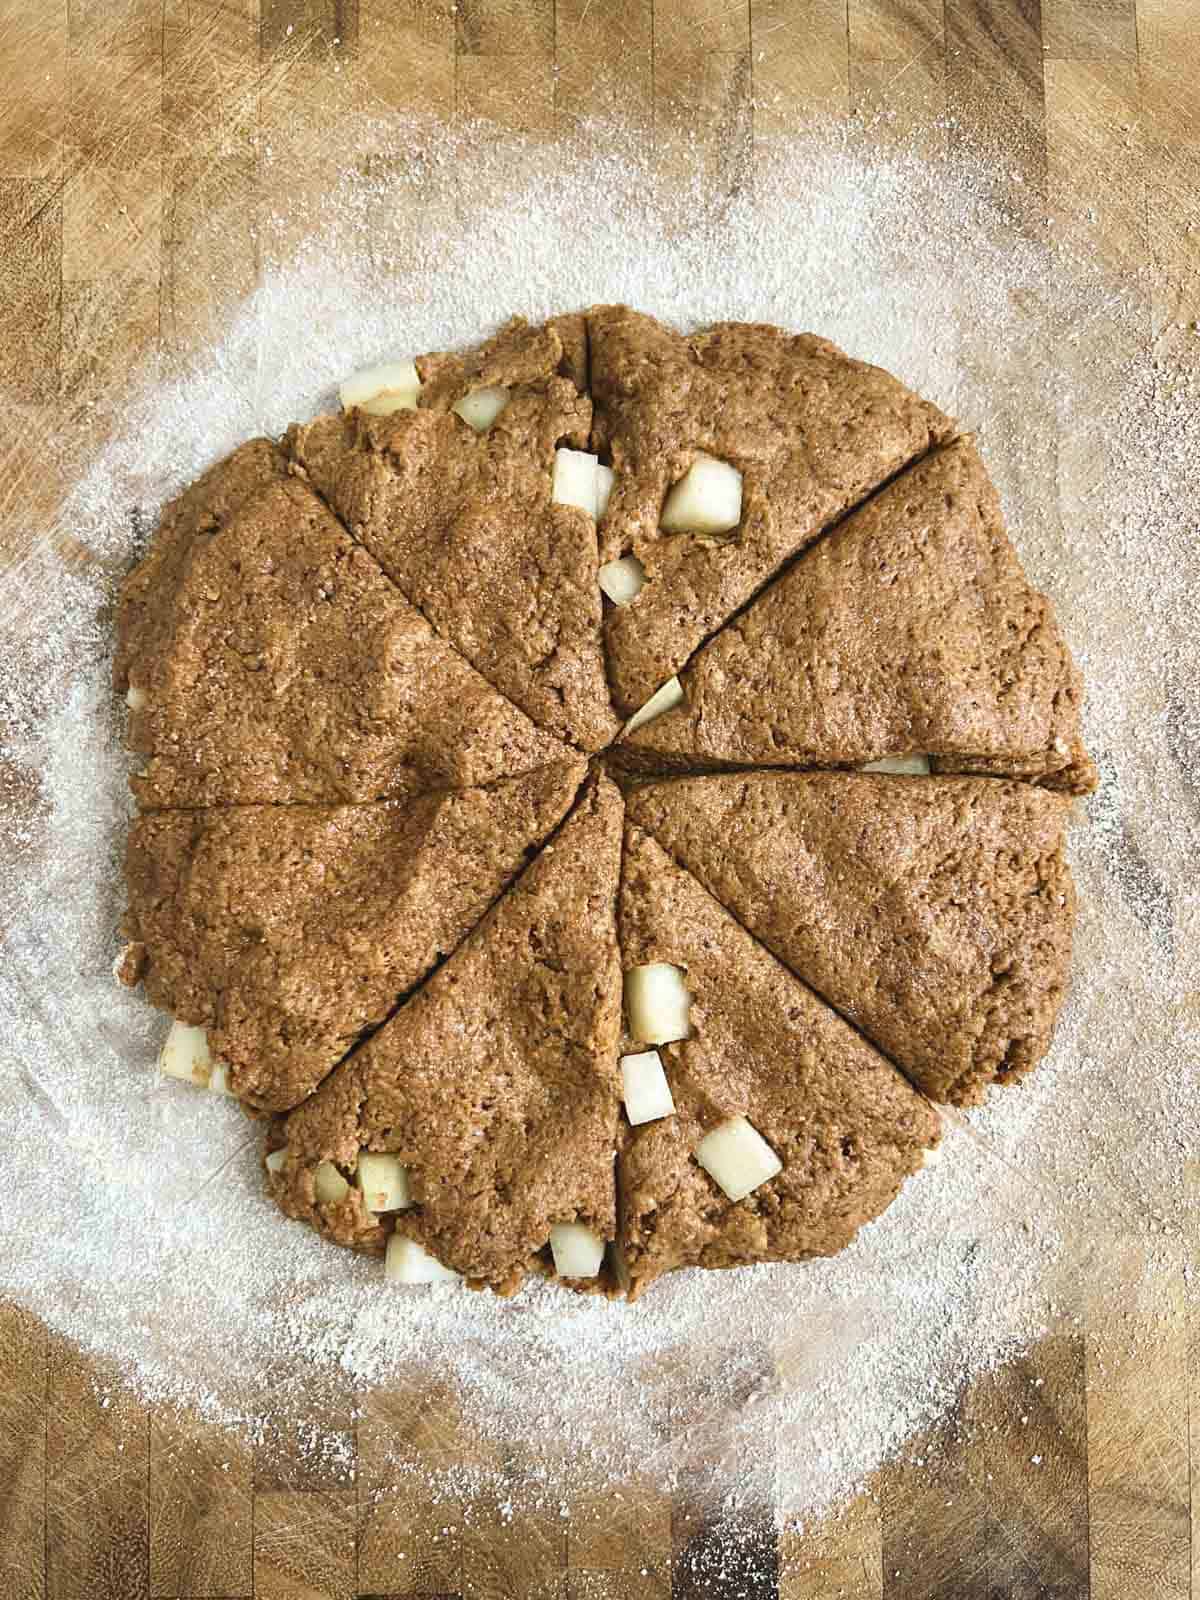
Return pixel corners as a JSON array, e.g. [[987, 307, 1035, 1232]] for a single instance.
[[0, 1305, 47, 1600], [751, 0, 849, 130], [1086, 1242, 1190, 1600], [253, 1488, 357, 1599], [457, 48, 556, 130], [149, 1411, 253, 1598], [46, 1338, 150, 1600], [0, 178, 62, 403], [555, 0, 653, 134], [849, 0, 945, 152], [1041, 0, 1137, 59], [0, 0, 68, 177], [945, 0, 1049, 196], [780, 1493, 882, 1599]]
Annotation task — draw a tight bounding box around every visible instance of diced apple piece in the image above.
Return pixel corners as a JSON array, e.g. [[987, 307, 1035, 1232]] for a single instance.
[[660, 454, 742, 535], [625, 962, 690, 1046], [922, 1142, 943, 1168], [340, 360, 421, 415], [158, 1021, 217, 1088], [549, 1221, 604, 1279], [624, 677, 684, 736], [552, 447, 599, 518], [125, 685, 148, 711], [453, 385, 510, 432], [598, 556, 645, 606], [207, 1061, 232, 1097], [356, 1152, 411, 1213], [620, 1050, 676, 1125], [313, 1161, 351, 1205], [266, 1147, 289, 1175], [695, 1116, 782, 1202], [861, 754, 932, 775], [385, 1234, 462, 1284], [596, 463, 615, 520]]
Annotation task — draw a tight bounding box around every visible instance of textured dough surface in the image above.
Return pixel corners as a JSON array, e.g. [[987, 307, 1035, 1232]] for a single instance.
[[617, 825, 941, 1298], [289, 317, 618, 752], [627, 772, 1076, 1106], [117, 452, 567, 806], [623, 437, 1096, 794], [122, 760, 585, 1110], [587, 305, 958, 714], [268, 774, 624, 1293]]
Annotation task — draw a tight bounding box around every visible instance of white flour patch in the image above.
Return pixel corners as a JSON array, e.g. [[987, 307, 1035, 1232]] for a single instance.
[[1, 120, 1197, 1528]]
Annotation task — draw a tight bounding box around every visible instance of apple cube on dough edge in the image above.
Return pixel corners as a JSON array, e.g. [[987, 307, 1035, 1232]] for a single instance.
[[340, 359, 421, 416], [621, 1050, 676, 1125], [386, 1234, 462, 1284], [265, 1147, 289, 1176], [625, 963, 690, 1046], [549, 1222, 605, 1279], [314, 1160, 351, 1205], [357, 1152, 411, 1213], [453, 385, 510, 432], [598, 556, 645, 606], [552, 447, 601, 518], [624, 677, 684, 736], [159, 1020, 229, 1092], [696, 1117, 782, 1203], [861, 754, 932, 775], [660, 455, 742, 535]]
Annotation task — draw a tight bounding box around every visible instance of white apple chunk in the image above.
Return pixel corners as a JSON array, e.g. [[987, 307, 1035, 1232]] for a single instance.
[[922, 1142, 943, 1168], [624, 677, 684, 736], [159, 1021, 221, 1089], [695, 1117, 782, 1202], [266, 1147, 289, 1176], [385, 1234, 462, 1285], [861, 754, 932, 775], [552, 447, 600, 518], [340, 359, 421, 416], [313, 1160, 351, 1205], [207, 1061, 232, 1097], [452, 385, 510, 432], [125, 685, 148, 711], [598, 556, 645, 607], [596, 463, 615, 520], [625, 963, 690, 1046], [620, 1050, 676, 1125], [549, 1221, 604, 1279], [660, 454, 742, 535], [356, 1152, 411, 1213]]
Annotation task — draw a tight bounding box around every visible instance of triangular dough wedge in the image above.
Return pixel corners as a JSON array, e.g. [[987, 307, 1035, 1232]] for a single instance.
[[268, 773, 624, 1293], [122, 759, 586, 1111], [116, 448, 567, 807], [289, 317, 619, 751], [587, 305, 957, 714], [616, 825, 940, 1299], [628, 772, 1076, 1107], [622, 437, 1096, 794]]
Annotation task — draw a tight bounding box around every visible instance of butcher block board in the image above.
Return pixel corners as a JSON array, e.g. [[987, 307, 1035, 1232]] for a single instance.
[[1, 0, 1198, 1595]]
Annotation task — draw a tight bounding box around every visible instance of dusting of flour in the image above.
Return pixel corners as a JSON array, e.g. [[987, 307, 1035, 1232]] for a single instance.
[[0, 119, 1197, 1529]]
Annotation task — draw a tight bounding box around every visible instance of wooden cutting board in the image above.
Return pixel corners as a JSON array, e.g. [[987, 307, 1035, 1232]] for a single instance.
[[1, 1, 1196, 1594]]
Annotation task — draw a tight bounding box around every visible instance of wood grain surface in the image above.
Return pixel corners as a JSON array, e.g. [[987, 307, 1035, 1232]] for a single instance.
[[1, 1, 1197, 1595]]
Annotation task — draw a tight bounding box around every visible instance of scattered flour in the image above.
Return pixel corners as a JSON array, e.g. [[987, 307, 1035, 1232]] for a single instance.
[[0, 119, 1196, 1529]]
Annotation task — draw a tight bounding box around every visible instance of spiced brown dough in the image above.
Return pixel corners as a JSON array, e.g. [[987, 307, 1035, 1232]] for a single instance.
[[116, 445, 567, 807], [617, 825, 941, 1299], [122, 759, 586, 1111], [627, 772, 1077, 1107], [621, 437, 1096, 794], [267, 774, 624, 1294], [288, 318, 618, 752], [587, 305, 958, 715]]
